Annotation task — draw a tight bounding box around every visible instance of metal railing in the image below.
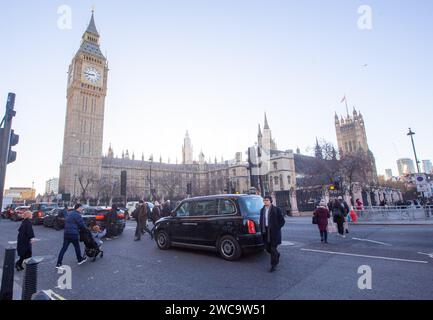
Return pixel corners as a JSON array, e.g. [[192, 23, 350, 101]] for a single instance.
[[355, 205, 433, 222]]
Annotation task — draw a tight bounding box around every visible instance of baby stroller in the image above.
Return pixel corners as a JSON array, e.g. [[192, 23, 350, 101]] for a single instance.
[[80, 227, 103, 262]]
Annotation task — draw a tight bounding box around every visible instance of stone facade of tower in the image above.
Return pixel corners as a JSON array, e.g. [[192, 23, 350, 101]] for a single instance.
[[335, 108, 369, 157], [335, 108, 378, 183], [182, 131, 193, 164], [59, 12, 109, 198]]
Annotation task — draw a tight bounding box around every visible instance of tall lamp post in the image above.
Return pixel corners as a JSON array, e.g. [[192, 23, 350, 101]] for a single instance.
[[149, 155, 153, 201], [407, 128, 421, 173], [73, 174, 77, 202]]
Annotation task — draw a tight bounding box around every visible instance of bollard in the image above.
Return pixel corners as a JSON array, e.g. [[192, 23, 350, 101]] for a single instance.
[[21, 257, 43, 301], [0, 247, 16, 300]]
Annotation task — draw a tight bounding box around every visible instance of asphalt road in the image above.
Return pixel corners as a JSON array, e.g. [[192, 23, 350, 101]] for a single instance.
[[1, 217, 432, 300]]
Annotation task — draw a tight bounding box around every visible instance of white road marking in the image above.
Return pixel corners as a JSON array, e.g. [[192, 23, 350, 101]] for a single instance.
[[301, 248, 429, 264], [352, 237, 392, 246], [281, 241, 296, 246], [418, 252, 433, 259]]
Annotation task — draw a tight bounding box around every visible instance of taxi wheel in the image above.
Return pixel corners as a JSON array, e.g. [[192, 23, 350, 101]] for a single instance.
[[218, 235, 242, 261], [156, 230, 170, 250]]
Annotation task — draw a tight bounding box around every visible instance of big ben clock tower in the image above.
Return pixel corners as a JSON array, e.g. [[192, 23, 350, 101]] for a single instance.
[[59, 11, 108, 199]]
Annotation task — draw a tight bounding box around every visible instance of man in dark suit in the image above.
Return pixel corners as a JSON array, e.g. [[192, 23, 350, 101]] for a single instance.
[[260, 195, 286, 272]]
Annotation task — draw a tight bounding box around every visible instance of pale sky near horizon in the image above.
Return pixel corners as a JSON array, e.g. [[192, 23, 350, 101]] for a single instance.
[[1, 0, 432, 195]]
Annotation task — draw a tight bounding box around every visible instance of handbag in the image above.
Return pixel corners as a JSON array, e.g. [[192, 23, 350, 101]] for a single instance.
[[312, 216, 318, 224]]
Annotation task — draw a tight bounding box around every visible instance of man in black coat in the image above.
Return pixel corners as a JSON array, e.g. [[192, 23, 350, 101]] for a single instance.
[[260, 195, 286, 272]]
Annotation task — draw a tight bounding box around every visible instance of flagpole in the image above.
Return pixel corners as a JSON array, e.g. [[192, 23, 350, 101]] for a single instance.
[[345, 97, 349, 117]]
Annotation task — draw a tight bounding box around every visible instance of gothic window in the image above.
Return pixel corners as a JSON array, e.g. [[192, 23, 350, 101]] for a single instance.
[[280, 174, 283, 189], [345, 142, 348, 152], [349, 141, 353, 152], [273, 161, 278, 170], [287, 175, 292, 185], [274, 176, 279, 187], [353, 141, 356, 151], [232, 169, 236, 177]]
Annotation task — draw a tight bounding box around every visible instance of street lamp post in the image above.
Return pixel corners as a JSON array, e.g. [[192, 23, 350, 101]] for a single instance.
[[149, 155, 153, 201], [73, 174, 77, 202], [407, 128, 421, 173]]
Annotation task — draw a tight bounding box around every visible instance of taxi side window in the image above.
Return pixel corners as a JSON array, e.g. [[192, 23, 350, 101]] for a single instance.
[[218, 199, 236, 215], [176, 202, 192, 217], [192, 200, 217, 216]]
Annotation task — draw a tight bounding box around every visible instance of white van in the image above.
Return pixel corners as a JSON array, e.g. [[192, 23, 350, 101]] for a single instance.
[[126, 201, 139, 214]]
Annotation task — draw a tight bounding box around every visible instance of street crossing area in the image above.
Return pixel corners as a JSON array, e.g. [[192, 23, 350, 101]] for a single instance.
[[1, 218, 432, 299]]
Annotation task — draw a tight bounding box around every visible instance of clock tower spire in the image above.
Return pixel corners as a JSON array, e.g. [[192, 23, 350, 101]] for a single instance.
[[59, 11, 108, 199]]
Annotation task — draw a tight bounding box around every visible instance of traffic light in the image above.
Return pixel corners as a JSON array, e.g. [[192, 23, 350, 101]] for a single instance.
[[7, 129, 19, 164], [329, 177, 341, 191]]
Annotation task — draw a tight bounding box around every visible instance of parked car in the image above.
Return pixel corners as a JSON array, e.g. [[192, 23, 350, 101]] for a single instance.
[[11, 206, 31, 221], [43, 208, 69, 230], [81, 206, 126, 236], [1, 204, 18, 219], [30, 203, 60, 225], [153, 194, 265, 261]]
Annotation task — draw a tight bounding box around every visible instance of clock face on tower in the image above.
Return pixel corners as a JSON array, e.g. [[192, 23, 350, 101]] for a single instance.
[[83, 66, 101, 84]]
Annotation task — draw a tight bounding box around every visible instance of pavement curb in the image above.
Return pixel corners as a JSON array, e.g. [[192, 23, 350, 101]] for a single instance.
[[350, 222, 433, 226]]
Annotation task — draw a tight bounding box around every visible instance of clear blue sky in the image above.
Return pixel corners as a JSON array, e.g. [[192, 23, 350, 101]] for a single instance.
[[1, 0, 432, 194]]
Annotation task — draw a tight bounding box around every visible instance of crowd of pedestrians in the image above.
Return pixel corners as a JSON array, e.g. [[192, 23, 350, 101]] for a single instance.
[[313, 196, 359, 243]]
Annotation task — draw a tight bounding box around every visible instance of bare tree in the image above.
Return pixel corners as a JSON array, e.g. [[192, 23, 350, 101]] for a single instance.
[[338, 151, 371, 194], [157, 172, 182, 200], [96, 176, 119, 206], [77, 170, 98, 202]]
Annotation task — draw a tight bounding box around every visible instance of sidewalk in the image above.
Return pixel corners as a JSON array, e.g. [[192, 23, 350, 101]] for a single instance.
[[352, 220, 433, 226], [285, 216, 433, 226]]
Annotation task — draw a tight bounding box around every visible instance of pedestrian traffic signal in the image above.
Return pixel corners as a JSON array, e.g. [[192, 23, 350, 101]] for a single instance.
[[7, 129, 19, 164]]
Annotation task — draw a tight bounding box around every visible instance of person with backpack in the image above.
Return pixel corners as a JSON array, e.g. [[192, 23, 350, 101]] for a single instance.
[[331, 198, 346, 238], [340, 197, 350, 234]]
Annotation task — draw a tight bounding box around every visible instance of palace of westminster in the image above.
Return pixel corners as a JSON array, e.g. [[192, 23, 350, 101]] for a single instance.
[[59, 12, 385, 212]]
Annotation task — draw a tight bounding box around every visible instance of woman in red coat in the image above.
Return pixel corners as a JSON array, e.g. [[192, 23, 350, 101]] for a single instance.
[[313, 199, 331, 243]]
